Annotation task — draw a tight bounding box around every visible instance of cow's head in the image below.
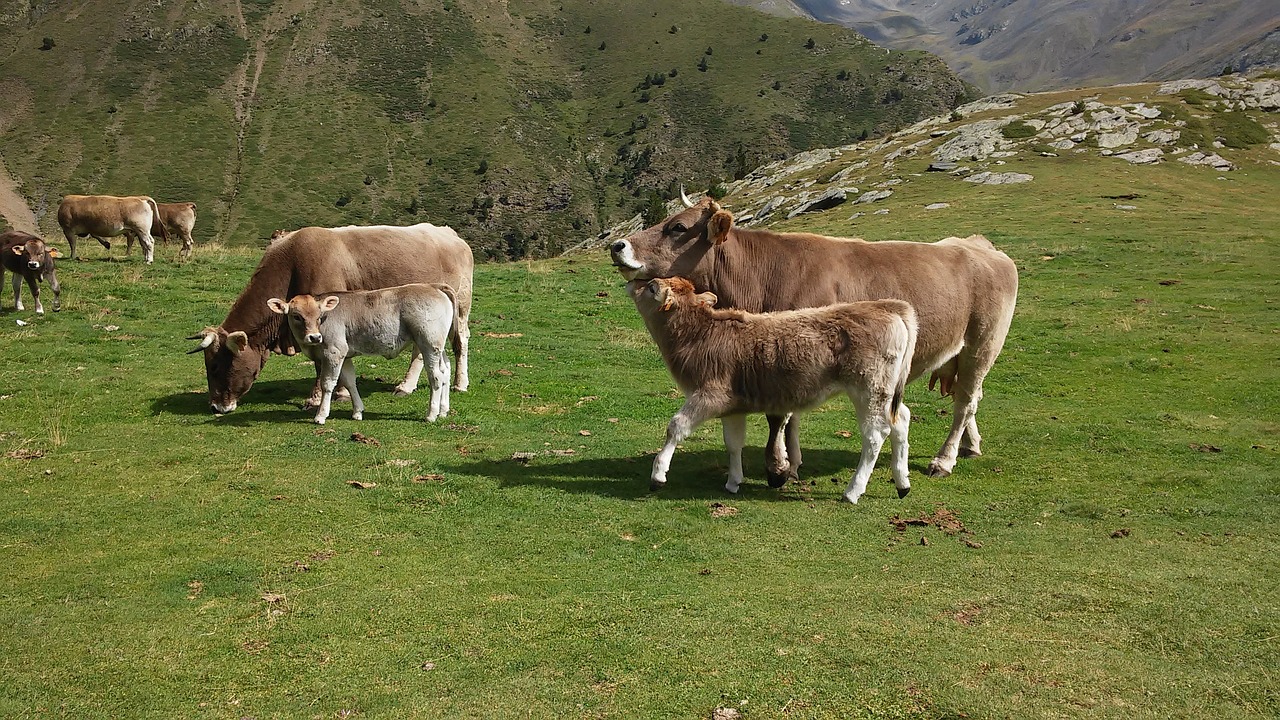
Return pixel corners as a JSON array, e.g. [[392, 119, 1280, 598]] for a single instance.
[[11, 236, 59, 271], [187, 326, 261, 414], [627, 277, 718, 318], [266, 294, 339, 347], [609, 190, 734, 282]]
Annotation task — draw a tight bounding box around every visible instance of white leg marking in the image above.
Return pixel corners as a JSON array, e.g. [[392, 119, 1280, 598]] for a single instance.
[[722, 414, 747, 494]]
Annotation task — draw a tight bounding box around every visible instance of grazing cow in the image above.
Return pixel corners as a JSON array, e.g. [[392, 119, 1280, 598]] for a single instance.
[[1, 230, 61, 314], [610, 193, 1017, 483], [57, 194, 170, 264], [144, 202, 197, 260], [268, 283, 460, 424], [188, 223, 474, 414], [629, 277, 917, 503]]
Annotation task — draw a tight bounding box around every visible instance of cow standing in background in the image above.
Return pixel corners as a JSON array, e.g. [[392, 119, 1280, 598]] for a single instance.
[[143, 202, 197, 260], [629, 277, 917, 503], [1, 230, 61, 314], [57, 194, 169, 264], [610, 193, 1018, 484]]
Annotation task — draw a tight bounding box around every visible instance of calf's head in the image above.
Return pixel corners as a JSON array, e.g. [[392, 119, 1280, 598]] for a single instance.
[[610, 190, 735, 282], [266, 294, 340, 347], [187, 326, 259, 414], [11, 237, 60, 271], [628, 277, 718, 319]]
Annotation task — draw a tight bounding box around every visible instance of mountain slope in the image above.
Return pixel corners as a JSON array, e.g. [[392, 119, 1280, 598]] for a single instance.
[[743, 0, 1280, 93], [0, 0, 974, 258]]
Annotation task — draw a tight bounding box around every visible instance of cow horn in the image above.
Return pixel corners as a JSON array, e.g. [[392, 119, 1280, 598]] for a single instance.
[[680, 186, 695, 208], [186, 332, 216, 354]]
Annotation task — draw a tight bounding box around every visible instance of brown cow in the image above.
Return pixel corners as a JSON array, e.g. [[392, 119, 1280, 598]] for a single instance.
[[609, 193, 1018, 482], [1, 230, 61, 314], [188, 223, 474, 414], [630, 277, 917, 503], [144, 202, 196, 260], [57, 194, 170, 264]]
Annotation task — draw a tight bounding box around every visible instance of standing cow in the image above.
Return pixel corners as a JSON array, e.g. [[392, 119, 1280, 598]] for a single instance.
[[188, 223, 474, 414], [1, 230, 61, 314], [267, 283, 461, 425], [57, 194, 169, 264], [630, 277, 917, 503], [143, 202, 196, 260], [610, 193, 1018, 483]]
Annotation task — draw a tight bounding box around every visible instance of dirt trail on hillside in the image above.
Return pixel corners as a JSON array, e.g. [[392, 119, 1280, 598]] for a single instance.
[[0, 154, 39, 234]]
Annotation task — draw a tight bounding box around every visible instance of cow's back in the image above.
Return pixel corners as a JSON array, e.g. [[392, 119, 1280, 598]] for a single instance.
[[285, 224, 473, 303]]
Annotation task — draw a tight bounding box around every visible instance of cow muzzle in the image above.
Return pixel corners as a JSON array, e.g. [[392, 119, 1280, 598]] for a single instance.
[[27, 261, 41, 270], [211, 401, 237, 414], [609, 240, 643, 275], [305, 333, 323, 345]]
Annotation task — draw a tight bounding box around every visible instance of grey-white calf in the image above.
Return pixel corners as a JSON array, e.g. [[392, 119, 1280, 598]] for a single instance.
[[267, 283, 459, 424], [629, 277, 917, 504]]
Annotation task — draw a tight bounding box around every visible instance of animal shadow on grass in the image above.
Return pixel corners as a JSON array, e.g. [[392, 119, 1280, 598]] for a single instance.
[[440, 447, 899, 502], [149, 377, 414, 424]]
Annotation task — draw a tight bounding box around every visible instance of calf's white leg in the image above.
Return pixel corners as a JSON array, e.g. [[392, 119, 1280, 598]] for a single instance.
[[26, 274, 43, 314], [651, 398, 717, 490], [722, 414, 747, 494], [339, 358, 364, 420], [313, 357, 344, 425], [843, 393, 893, 504], [889, 404, 912, 498], [394, 347, 425, 396], [10, 273, 22, 311], [425, 347, 451, 422]]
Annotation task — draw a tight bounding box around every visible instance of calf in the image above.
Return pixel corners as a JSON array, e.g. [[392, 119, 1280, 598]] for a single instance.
[[1, 230, 62, 314], [267, 283, 460, 424], [629, 277, 917, 504]]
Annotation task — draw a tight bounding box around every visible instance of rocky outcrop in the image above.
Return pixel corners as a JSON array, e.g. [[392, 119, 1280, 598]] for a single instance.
[[1177, 152, 1235, 170], [963, 171, 1033, 185]]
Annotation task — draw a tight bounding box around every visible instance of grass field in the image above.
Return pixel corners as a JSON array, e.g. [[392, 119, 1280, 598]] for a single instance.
[[1, 146, 1278, 717]]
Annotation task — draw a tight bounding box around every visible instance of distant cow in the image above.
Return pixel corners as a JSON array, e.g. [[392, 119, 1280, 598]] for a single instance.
[[1, 230, 61, 314], [268, 283, 460, 424], [188, 223, 474, 414], [629, 277, 917, 504], [145, 202, 196, 260], [611, 193, 1017, 483], [57, 194, 170, 264]]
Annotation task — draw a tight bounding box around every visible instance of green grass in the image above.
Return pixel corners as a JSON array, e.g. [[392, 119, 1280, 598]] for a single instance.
[[2, 139, 1279, 718]]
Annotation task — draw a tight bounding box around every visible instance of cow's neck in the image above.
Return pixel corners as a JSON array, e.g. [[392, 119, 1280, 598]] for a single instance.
[[706, 230, 773, 312], [221, 254, 291, 350]]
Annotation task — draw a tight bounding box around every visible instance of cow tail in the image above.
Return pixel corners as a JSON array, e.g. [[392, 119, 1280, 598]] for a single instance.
[[890, 305, 918, 425], [434, 283, 462, 352], [146, 197, 170, 245]]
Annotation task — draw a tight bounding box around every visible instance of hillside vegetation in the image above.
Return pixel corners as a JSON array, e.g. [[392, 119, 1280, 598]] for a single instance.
[[0, 0, 974, 258]]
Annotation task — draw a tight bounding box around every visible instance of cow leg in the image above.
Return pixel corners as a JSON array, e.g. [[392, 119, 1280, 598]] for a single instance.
[[394, 347, 425, 396], [94, 235, 111, 250], [339, 358, 364, 421], [763, 414, 789, 487], [46, 269, 60, 312], [722, 414, 748, 494], [180, 230, 194, 260], [10, 272, 22, 311], [125, 234, 134, 256], [843, 392, 893, 504], [927, 386, 982, 478], [960, 415, 982, 458], [313, 359, 343, 425], [62, 229, 79, 260], [425, 347, 451, 422], [889, 404, 912, 499], [138, 231, 155, 264], [24, 274, 43, 314], [651, 398, 718, 491]]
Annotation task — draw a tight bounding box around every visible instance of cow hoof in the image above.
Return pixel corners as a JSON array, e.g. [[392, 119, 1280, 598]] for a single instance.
[[314, 417, 327, 425], [925, 462, 952, 478], [351, 413, 362, 421], [897, 487, 911, 499], [649, 479, 666, 492], [392, 388, 412, 397], [958, 447, 982, 458], [842, 491, 863, 504]]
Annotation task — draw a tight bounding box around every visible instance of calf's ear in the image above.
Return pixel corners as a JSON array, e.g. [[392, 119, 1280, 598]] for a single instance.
[[266, 298, 289, 315], [48, 248, 61, 258], [708, 210, 734, 245], [227, 331, 250, 355], [658, 286, 676, 312], [320, 296, 341, 312], [695, 292, 718, 307], [11, 245, 22, 255]]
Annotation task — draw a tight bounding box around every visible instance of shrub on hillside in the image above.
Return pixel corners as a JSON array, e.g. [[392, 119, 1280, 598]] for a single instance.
[[1001, 121, 1037, 139], [1212, 112, 1269, 148]]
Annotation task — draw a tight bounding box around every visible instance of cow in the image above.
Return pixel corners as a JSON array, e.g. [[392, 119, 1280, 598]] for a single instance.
[[1, 230, 61, 314], [609, 192, 1018, 483], [188, 223, 474, 414], [57, 194, 170, 264], [267, 283, 460, 424], [629, 277, 917, 503], [143, 202, 197, 260]]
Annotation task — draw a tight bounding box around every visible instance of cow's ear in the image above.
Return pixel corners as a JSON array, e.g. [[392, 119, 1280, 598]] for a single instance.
[[657, 285, 676, 312], [227, 331, 249, 355], [708, 210, 734, 245], [48, 248, 61, 258], [320, 296, 340, 312], [10, 245, 22, 255], [266, 298, 289, 315], [695, 292, 718, 308]]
